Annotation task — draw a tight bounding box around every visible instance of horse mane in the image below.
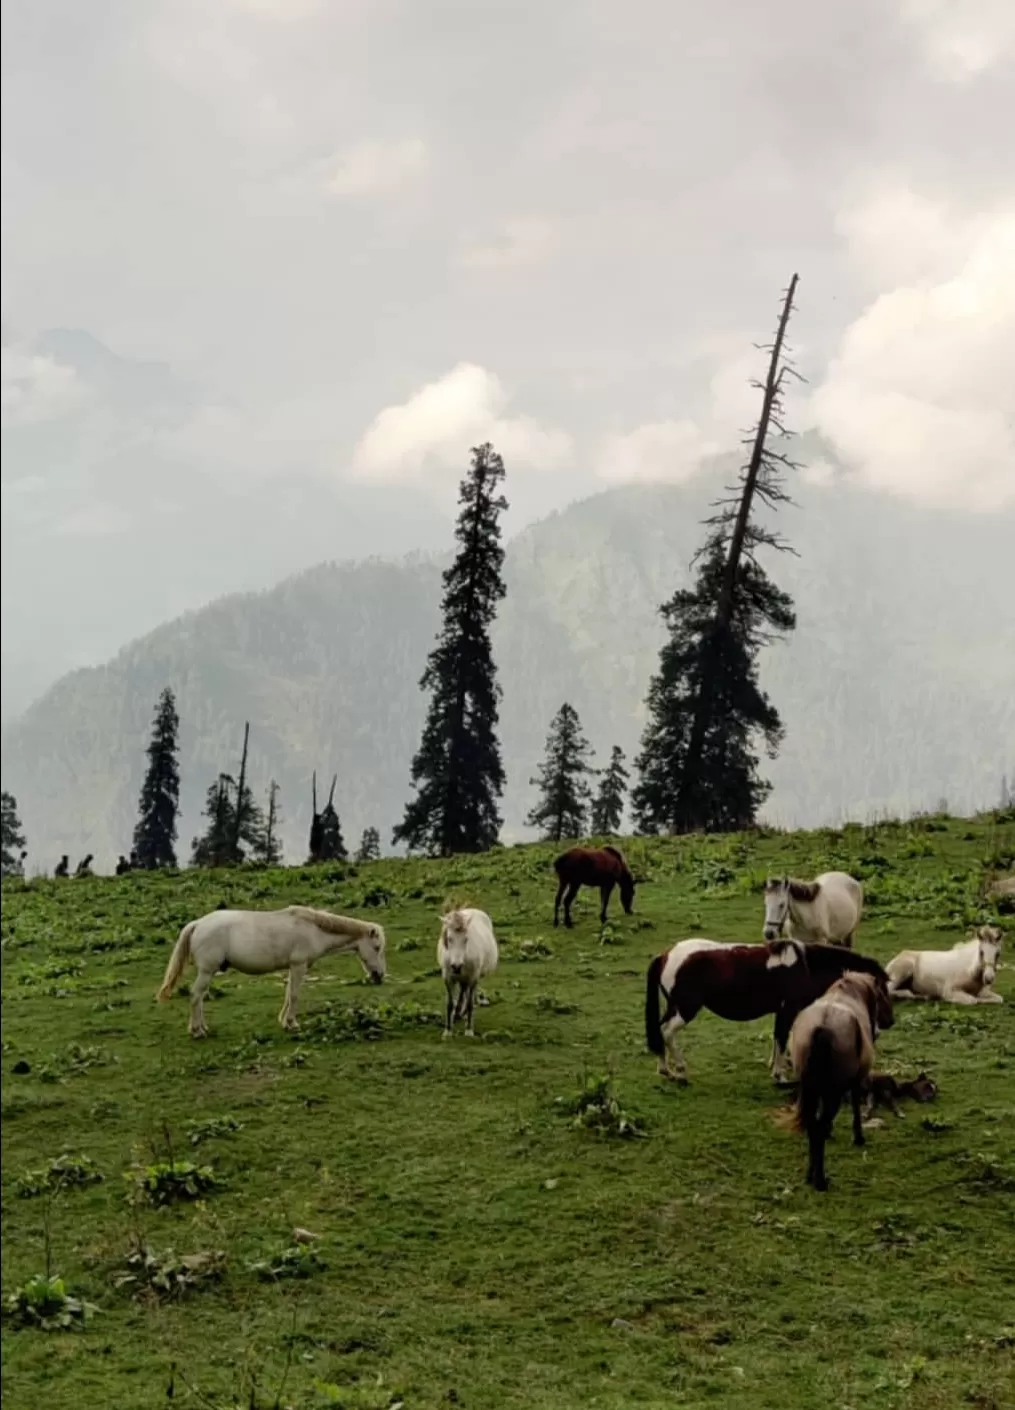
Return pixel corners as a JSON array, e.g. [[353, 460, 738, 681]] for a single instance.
[[602, 844, 631, 875], [286, 905, 376, 938], [443, 907, 468, 932], [805, 944, 886, 982], [788, 879, 820, 902]]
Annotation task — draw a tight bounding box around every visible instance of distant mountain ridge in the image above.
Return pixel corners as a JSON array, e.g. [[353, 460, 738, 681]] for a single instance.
[[3, 464, 1013, 868]]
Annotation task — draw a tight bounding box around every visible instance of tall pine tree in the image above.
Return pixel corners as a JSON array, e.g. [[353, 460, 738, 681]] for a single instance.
[[526, 703, 595, 843], [393, 443, 508, 856], [634, 277, 799, 834], [1, 790, 27, 877], [191, 770, 264, 867], [591, 746, 628, 835], [133, 687, 181, 869], [355, 826, 381, 863]]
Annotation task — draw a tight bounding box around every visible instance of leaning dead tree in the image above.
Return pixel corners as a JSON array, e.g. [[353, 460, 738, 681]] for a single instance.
[[673, 273, 800, 831]]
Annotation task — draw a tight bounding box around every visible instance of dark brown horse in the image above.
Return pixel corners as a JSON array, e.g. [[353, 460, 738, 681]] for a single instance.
[[645, 938, 890, 1082], [553, 845, 635, 928]]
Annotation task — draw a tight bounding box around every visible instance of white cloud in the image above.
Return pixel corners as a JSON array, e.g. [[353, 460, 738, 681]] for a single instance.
[[460, 217, 558, 271], [49, 505, 132, 538], [812, 197, 1015, 511], [321, 138, 429, 198], [596, 419, 720, 485], [351, 363, 572, 482], [902, 0, 1015, 81], [1, 345, 87, 428]]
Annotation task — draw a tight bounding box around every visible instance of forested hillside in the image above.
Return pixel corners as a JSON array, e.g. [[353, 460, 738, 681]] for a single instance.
[[3, 465, 1013, 867]]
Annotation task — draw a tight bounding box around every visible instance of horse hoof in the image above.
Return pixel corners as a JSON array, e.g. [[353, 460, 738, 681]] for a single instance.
[[442, 1030, 453, 1041], [465, 1031, 476, 1039]]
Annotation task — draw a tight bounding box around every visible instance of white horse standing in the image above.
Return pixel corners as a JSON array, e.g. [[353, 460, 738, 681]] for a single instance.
[[763, 872, 863, 948], [438, 908, 498, 1039], [156, 906, 386, 1037], [886, 926, 1004, 1005]]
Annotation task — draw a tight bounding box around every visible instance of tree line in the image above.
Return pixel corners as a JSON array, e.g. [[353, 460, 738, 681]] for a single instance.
[[14, 274, 975, 874]]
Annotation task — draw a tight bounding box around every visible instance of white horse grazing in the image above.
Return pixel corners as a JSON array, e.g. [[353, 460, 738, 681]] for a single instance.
[[156, 906, 387, 1037], [438, 908, 498, 1039], [886, 926, 1004, 1005], [763, 872, 863, 949]]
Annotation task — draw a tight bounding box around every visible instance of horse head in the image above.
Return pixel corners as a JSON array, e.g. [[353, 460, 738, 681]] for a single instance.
[[762, 877, 791, 941], [359, 923, 387, 984], [975, 924, 1003, 988]]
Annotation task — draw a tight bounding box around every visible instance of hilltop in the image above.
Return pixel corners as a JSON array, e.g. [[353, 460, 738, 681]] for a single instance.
[[3, 462, 1013, 866], [1, 817, 1012, 1407]]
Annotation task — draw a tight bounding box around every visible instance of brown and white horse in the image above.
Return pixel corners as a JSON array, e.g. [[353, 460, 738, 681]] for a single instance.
[[644, 938, 891, 1083], [553, 845, 635, 928]]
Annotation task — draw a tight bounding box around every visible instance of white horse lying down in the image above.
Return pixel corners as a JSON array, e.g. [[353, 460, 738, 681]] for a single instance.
[[157, 906, 387, 1037], [438, 907, 498, 1039], [886, 925, 1004, 1005], [763, 872, 863, 948]]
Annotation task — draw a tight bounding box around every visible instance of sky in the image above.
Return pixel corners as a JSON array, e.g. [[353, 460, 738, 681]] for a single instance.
[[2, 0, 1014, 715]]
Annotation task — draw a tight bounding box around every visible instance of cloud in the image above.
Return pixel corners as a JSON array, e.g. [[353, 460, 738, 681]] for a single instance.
[[459, 217, 558, 271], [351, 363, 572, 482], [49, 505, 132, 538], [321, 138, 429, 198], [902, 0, 1015, 81], [811, 196, 1015, 511], [1, 344, 87, 428], [596, 420, 720, 485]]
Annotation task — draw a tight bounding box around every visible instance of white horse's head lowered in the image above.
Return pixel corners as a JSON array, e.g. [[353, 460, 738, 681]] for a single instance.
[[358, 923, 387, 984], [973, 925, 1003, 989]]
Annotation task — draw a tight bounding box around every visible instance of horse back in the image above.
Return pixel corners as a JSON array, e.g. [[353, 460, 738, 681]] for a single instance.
[[674, 945, 786, 1020]]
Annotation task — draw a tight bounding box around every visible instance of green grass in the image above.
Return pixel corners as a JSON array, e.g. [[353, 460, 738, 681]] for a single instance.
[[2, 817, 1013, 1410]]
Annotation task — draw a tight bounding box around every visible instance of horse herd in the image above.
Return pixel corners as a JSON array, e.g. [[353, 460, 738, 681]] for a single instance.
[[156, 845, 1007, 1192]]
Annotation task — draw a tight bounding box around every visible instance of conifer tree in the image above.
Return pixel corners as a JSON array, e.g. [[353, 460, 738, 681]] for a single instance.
[[1, 790, 27, 877], [191, 774, 237, 867], [591, 746, 628, 835], [133, 687, 181, 869], [394, 443, 508, 856], [526, 703, 595, 843], [355, 826, 381, 863], [634, 277, 799, 834], [252, 781, 283, 866]]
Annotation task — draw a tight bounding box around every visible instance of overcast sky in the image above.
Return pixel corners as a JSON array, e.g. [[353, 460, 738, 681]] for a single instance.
[[2, 0, 1013, 711]]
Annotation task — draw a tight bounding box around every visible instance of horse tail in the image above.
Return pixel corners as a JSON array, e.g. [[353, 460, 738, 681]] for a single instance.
[[553, 851, 569, 877], [644, 953, 667, 1056], [157, 921, 196, 1001]]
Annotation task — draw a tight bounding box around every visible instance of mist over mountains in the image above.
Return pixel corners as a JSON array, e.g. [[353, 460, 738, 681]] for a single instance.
[[4, 455, 1012, 870]]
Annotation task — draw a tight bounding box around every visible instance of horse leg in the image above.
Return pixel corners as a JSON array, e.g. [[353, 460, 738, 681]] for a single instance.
[[807, 1115, 829, 1192], [463, 983, 478, 1037], [660, 1010, 692, 1082], [189, 968, 213, 1038], [443, 980, 458, 1039], [771, 1007, 794, 1082], [599, 881, 614, 925], [563, 883, 579, 929], [553, 879, 566, 928], [942, 988, 979, 1005], [976, 990, 1004, 1004], [850, 1084, 866, 1147], [280, 962, 307, 1031]]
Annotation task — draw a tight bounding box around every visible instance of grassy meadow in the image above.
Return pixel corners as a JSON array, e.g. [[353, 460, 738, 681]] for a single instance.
[[2, 816, 1013, 1410]]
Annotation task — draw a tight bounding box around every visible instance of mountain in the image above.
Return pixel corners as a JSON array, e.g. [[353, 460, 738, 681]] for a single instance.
[[3, 463, 1013, 869]]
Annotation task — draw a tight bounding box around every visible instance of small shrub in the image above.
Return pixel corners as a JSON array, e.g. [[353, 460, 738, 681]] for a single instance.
[[248, 1242, 326, 1282], [16, 1154, 103, 1198], [37, 1043, 114, 1083], [186, 1115, 243, 1146], [2, 1274, 99, 1331], [114, 1242, 225, 1303], [303, 999, 442, 1044], [534, 994, 579, 1016], [509, 939, 554, 962], [557, 1074, 647, 1140], [127, 1159, 219, 1207]]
